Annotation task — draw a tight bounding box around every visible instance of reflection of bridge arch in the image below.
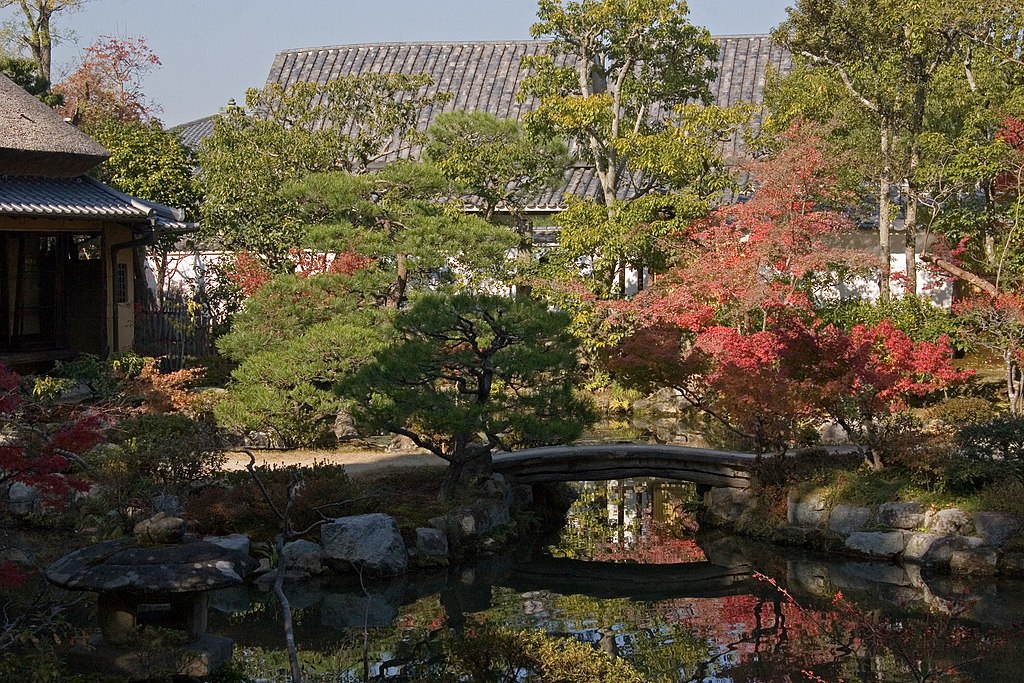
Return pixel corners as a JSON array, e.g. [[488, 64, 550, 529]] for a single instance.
[[492, 444, 757, 489], [500, 557, 755, 601]]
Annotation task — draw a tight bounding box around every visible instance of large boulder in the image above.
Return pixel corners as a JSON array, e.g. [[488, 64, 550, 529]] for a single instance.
[[925, 508, 972, 536], [788, 489, 828, 528], [876, 502, 924, 530], [321, 513, 408, 576], [412, 527, 449, 567], [282, 539, 325, 574], [903, 532, 984, 567], [972, 512, 1020, 547], [844, 531, 907, 558], [828, 505, 873, 535]]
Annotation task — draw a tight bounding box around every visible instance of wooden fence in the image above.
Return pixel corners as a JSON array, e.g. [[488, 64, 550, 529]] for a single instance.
[[134, 304, 213, 370]]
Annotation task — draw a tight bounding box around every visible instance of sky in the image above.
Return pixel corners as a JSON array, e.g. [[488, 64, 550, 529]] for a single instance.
[[31, 0, 793, 127]]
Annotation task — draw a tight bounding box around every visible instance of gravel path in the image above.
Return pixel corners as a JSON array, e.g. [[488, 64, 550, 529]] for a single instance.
[[221, 446, 446, 475]]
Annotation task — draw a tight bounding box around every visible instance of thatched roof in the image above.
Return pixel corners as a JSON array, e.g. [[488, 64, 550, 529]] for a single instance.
[[0, 73, 109, 177]]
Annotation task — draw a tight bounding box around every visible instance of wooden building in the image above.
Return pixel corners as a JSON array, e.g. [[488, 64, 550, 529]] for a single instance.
[[0, 74, 193, 367]]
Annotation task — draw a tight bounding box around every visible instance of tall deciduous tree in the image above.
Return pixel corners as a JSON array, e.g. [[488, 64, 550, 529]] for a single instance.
[[774, 0, 1019, 299], [198, 75, 451, 269], [54, 34, 161, 128], [520, 0, 723, 295], [605, 124, 968, 463], [343, 292, 595, 499], [0, 0, 85, 82]]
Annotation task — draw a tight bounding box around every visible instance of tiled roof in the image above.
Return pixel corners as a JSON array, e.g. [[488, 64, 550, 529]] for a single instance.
[[169, 115, 218, 153], [178, 37, 791, 210], [267, 37, 790, 159], [0, 74, 109, 177], [0, 175, 194, 230]]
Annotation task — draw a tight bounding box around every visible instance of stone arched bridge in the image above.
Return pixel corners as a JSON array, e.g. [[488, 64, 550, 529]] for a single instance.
[[491, 444, 758, 489]]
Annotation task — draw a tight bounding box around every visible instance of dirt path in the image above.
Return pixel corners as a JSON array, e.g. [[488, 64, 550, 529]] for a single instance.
[[221, 446, 446, 475]]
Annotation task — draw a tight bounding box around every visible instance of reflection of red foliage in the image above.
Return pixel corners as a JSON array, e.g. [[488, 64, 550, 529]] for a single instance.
[[595, 511, 706, 564]]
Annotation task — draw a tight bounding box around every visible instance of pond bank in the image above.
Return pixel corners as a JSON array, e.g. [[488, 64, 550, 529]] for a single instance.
[[702, 483, 1024, 578]]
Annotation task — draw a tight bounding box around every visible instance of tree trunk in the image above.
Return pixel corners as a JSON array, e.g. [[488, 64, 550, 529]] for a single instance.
[[879, 126, 893, 302], [904, 192, 918, 296], [391, 253, 408, 309], [439, 448, 493, 500], [1007, 349, 1023, 417]]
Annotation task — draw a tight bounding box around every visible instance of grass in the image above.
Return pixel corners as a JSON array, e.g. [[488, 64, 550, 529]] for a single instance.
[[777, 449, 1024, 520]]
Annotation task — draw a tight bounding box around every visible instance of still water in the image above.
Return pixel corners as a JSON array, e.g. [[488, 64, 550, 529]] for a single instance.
[[210, 479, 1024, 682]]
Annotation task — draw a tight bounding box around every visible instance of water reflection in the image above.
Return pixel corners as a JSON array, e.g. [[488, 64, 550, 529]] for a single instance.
[[551, 479, 703, 563], [210, 479, 1024, 682]]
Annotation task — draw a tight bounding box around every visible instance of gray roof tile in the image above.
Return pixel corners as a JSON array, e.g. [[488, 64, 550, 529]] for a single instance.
[[0, 175, 193, 229], [180, 37, 791, 209]]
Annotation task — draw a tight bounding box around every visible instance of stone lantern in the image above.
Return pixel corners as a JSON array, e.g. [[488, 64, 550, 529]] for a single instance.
[[45, 516, 258, 679]]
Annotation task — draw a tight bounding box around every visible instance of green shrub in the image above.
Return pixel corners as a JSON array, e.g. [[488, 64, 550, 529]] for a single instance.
[[114, 414, 225, 487], [927, 397, 997, 429], [946, 415, 1024, 493], [185, 464, 355, 540], [821, 295, 964, 349]]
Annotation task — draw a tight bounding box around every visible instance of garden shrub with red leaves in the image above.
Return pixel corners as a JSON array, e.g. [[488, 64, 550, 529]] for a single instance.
[[0, 364, 105, 514]]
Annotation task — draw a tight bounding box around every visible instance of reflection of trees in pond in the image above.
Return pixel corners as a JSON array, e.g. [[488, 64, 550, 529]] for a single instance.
[[223, 573, 1023, 682], [551, 479, 702, 563]]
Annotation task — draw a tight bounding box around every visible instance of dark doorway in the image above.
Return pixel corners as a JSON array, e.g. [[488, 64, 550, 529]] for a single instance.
[[1, 232, 105, 355]]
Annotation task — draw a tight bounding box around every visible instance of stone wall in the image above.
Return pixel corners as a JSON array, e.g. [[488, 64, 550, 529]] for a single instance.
[[703, 485, 1024, 577]]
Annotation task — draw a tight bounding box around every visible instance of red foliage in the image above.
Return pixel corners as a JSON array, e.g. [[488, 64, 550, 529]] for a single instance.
[[994, 116, 1024, 198], [608, 123, 966, 452], [0, 364, 104, 510], [54, 35, 162, 127], [226, 251, 273, 296], [226, 249, 373, 298]]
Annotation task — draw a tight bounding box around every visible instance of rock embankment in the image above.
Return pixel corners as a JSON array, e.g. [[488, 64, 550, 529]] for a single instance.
[[704, 485, 1024, 577], [200, 473, 528, 583]]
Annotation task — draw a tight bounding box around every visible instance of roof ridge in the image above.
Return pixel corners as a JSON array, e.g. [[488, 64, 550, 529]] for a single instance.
[[168, 114, 219, 132], [275, 39, 551, 55], [273, 34, 772, 56]]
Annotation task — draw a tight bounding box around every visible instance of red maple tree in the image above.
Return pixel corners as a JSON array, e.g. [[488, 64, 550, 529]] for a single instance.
[[607, 123, 967, 462], [54, 35, 162, 128]]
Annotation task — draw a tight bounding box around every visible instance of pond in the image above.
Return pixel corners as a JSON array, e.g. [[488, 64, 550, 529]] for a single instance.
[[208, 479, 1024, 682]]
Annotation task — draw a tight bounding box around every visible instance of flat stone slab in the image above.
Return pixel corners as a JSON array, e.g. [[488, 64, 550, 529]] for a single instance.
[[844, 531, 907, 558], [45, 539, 258, 594], [829, 505, 872, 535]]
